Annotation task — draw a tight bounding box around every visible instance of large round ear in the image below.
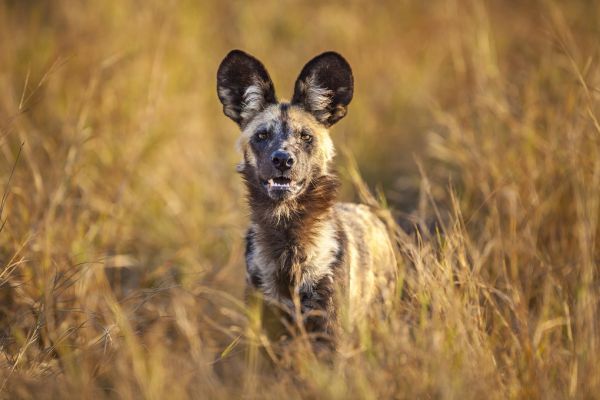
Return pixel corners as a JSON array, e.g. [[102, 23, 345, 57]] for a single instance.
[[217, 50, 277, 126], [291, 52, 353, 127]]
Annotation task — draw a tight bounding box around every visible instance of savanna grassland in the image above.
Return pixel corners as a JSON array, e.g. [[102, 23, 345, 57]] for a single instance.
[[1, 1, 599, 399]]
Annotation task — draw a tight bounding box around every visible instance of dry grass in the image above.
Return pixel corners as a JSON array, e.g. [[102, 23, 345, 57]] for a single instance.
[[1, 1, 599, 399]]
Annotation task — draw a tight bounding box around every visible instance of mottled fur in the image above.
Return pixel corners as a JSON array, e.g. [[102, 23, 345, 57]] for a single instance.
[[217, 50, 396, 348]]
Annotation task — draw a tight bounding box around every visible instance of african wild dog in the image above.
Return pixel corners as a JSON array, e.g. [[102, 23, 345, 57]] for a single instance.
[[216, 50, 396, 348]]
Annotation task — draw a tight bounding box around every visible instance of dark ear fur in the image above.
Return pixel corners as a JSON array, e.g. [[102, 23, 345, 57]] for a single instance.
[[217, 50, 277, 126], [291, 52, 353, 127]]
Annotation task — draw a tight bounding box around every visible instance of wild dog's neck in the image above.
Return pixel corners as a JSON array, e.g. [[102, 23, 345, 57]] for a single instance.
[[241, 165, 340, 265]]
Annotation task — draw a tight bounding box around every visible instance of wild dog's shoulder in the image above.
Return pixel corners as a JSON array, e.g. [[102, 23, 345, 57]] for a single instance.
[[333, 202, 395, 267], [333, 202, 386, 230], [334, 202, 396, 320]]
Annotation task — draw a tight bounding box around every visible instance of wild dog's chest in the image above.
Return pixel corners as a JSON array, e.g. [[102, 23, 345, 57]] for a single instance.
[[244, 221, 343, 304]]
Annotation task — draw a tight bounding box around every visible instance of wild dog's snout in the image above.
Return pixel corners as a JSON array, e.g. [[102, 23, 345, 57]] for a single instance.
[[271, 150, 295, 171]]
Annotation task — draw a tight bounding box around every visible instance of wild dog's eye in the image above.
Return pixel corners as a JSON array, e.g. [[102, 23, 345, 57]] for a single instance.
[[300, 131, 313, 143], [256, 130, 269, 141]]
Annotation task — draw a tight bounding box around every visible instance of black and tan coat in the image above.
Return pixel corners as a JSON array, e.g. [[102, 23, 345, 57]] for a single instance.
[[217, 50, 396, 348]]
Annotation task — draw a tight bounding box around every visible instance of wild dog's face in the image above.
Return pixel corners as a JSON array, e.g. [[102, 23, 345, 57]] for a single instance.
[[217, 50, 353, 202]]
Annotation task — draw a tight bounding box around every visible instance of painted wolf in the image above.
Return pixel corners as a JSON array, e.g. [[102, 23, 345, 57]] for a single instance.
[[217, 50, 396, 348]]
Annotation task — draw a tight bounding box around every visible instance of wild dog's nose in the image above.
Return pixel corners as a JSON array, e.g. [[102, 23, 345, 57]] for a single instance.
[[271, 150, 294, 171]]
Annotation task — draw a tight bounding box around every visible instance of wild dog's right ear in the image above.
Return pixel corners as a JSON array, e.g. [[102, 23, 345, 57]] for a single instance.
[[291, 52, 354, 127], [217, 50, 277, 126]]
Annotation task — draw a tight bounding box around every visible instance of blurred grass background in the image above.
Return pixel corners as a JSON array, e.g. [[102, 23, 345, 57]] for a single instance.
[[1, 0, 599, 398]]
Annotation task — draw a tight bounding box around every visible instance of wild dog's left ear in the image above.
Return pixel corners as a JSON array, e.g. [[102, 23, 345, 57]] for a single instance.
[[291, 52, 354, 127], [217, 50, 277, 126]]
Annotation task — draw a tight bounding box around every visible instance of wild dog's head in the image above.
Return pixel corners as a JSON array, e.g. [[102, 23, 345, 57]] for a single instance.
[[217, 50, 353, 204]]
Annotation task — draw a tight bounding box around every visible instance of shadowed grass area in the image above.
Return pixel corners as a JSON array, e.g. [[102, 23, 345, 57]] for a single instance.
[[1, 0, 599, 398]]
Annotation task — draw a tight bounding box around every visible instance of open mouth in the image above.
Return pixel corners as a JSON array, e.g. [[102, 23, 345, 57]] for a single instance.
[[261, 177, 305, 199], [265, 176, 293, 190]]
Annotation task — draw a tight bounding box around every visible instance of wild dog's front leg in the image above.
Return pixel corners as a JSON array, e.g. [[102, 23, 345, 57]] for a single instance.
[[300, 275, 337, 350]]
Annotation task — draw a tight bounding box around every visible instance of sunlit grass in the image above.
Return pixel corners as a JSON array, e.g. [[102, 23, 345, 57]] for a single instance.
[[1, 1, 599, 398]]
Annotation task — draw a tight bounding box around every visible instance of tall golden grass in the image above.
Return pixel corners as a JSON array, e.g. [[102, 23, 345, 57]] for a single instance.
[[1, 1, 599, 398]]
